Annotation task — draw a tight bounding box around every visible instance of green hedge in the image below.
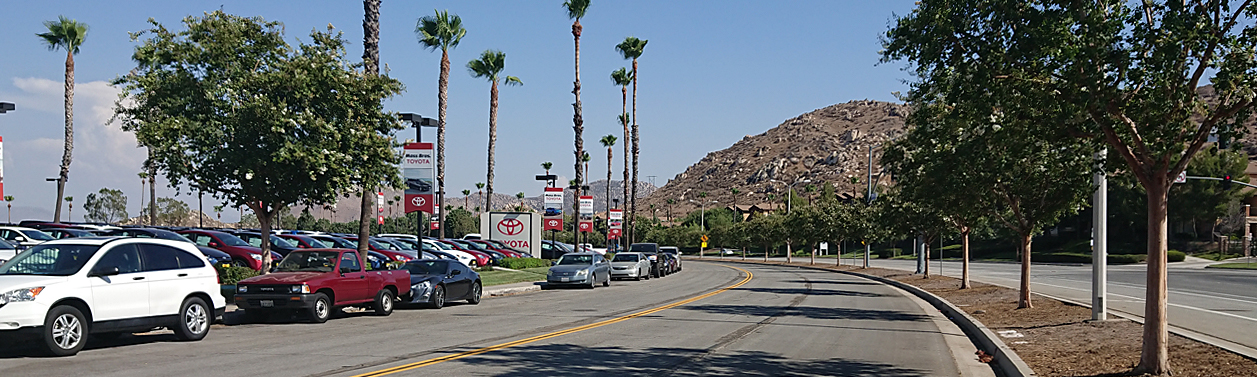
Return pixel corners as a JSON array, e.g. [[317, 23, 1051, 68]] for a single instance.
[[214, 265, 260, 286], [500, 257, 553, 270], [1108, 254, 1146, 264], [1030, 253, 1149, 264], [1167, 250, 1185, 263]]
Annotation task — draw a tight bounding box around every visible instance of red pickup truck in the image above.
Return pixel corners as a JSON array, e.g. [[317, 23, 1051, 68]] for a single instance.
[[234, 249, 410, 323]]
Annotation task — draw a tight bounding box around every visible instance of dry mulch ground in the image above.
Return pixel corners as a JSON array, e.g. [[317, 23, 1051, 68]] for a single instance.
[[737, 259, 1257, 377]]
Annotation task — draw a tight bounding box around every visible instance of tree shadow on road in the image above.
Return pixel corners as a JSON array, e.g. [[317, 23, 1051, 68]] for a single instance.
[[678, 304, 931, 322], [453, 343, 932, 376], [732, 286, 889, 298]]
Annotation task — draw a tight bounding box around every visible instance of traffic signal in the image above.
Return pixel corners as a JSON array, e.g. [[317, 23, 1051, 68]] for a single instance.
[[1223, 175, 1233, 190]]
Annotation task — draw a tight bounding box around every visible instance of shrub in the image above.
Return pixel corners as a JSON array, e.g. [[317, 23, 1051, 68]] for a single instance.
[[876, 248, 901, 259], [1108, 254, 1146, 264], [1167, 250, 1186, 263], [500, 257, 553, 270], [214, 265, 259, 286], [1033, 253, 1092, 264]]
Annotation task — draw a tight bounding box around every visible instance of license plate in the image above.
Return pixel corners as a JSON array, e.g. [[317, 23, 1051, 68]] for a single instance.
[[561, 278, 569, 282], [260, 300, 274, 307]]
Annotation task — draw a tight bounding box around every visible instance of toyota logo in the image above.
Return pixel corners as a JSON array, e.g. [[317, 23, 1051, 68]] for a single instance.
[[498, 218, 525, 235], [579, 223, 591, 231], [411, 196, 426, 207], [547, 219, 559, 227]]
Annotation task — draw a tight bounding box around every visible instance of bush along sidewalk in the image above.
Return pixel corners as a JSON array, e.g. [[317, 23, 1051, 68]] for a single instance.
[[215, 265, 260, 301], [500, 257, 553, 270]]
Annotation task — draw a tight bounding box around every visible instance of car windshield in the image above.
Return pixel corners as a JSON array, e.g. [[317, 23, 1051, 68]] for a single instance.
[[404, 260, 449, 275], [269, 236, 297, 248], [612, 254, 639, 262], [557, 254, 594, 265], [426, 241, 451, 250], [215, 233, 250, 247], [301, 238, 329, 248], [0, 239, 15, 249], [392, 239, 420, 249], [374, 239, 403, 250], [0, 244, 100, 276], [20, 230, 56, 241], [457, 241, 487, 251], [629, 244, 657, 252], [274, 251, 341, 273], [155, 231, 195, 243]]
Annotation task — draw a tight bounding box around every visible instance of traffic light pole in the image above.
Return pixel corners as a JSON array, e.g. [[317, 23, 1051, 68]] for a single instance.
[[1184, 175, 1257, 189]]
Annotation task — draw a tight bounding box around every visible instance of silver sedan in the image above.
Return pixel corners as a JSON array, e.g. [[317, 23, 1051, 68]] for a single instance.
[[545, 253, 611, 289], [609, 252, 651, 281]]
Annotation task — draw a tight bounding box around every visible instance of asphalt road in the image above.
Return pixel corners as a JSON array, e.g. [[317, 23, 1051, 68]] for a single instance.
[[756, 254, 1257, 356], [0, 261, 984, 377]]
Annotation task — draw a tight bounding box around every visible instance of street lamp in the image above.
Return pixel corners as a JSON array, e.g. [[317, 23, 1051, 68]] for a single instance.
[[0, 102, 14, 114], [399, 113, 437, 143], [770, 178, 812, 214], [688, 199, 719, 232]]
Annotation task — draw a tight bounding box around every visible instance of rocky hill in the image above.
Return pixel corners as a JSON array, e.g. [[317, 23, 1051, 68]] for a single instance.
[[641, 99, 910, 217]]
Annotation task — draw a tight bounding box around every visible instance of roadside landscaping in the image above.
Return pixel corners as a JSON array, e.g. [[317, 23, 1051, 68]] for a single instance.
[[479, 267, 548, 286], [1206, 262, 1257, 270], [729, 259, 1257, 377]]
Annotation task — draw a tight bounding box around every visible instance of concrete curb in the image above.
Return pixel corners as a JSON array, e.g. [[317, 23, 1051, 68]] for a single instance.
[[713, 260, 1036, 377], [484, 283, 542, 297]]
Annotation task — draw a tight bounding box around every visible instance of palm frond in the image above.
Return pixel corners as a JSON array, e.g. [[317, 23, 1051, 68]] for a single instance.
[[37, 15, 89, 53], [504, 76, 523, 86], [563, 0, 591, 20], [600, 134, 617, 147], [615, 36, 647, 60], [611, 67, 633, 86], [415, 9, 466, 51]]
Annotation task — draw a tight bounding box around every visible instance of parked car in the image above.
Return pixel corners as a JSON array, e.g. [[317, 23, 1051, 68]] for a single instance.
[[378, 233, 418, 241], [540, 240, 571, 260], [660, 246, 682, 272], [629, 243, 663, 278], [610, 252, 651, 281], [309, 235, 359, 250], [660, 253, 678, 275], [101, 228, 234, 267], [45, 228, 96, 239], [277, 234, 331, 249], [434, 240, 492, 265], [0, 239, 19, 264], [234, 232, 300, 256], [423, 240, 480, 267], [450, 239, 506, 265], [179, 230, 269, 271], [0, 226, 56, 249], [545, 252, 611, 289], [234, 249, 410, 323], [480, 239, 530, 257], [466, 240, 524, 258], [342, 236, 414, 262], [462, 233, 482, 240], [401, 259, 481, 309], [0, 238, 226, 356]]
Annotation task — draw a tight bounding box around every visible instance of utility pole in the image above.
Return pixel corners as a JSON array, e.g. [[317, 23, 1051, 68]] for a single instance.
[[1092, 149, 1108, 321]]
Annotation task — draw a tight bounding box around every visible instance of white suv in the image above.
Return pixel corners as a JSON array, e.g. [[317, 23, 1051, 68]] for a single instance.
[[0, 237, 226, 356]]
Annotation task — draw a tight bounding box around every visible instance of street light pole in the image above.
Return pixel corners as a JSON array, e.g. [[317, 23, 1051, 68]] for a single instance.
[[400, 113, 437, 240], [1092, 149, 1108, 321]]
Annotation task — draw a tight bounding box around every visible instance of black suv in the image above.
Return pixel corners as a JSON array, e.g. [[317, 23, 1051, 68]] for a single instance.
[[629, 243, 665, 278]]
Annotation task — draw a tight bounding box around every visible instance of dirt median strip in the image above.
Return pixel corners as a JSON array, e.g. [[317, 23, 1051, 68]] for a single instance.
[[717, 259, 1257, 377]]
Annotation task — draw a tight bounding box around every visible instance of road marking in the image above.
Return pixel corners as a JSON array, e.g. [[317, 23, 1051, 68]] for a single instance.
[[352, 264, 754, 377]]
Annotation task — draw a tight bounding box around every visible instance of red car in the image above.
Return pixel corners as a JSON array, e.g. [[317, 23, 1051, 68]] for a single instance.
[[180, 230, 273, 271], [343, 236, 415, 263], [435, 240, 492, 266], [467, 240, 524, 258], [234, 249, 411, 323]]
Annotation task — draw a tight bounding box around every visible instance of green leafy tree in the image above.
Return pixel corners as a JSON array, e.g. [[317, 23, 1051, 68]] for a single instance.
[[883, 2, 1257, 371], [468, 49, 523, 215], [37, 16, 88, 223], [417, 9, 467, 238], [446, 207, 478, 238], [153, 197, 190, 226], [475, 182, 485, 212], [113, 12, 404, 271], [84, 188, 128, 223], [616, 37, 647, 242], [612, 68, 633, 212], [462, 189, 472, 210], [541, 161, 553, 175]]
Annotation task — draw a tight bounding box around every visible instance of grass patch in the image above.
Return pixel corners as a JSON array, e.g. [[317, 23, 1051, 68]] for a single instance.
[[480, 267, 548, 286], [1206, 262, 1257, 270], [1193, 252, 1243, 261]]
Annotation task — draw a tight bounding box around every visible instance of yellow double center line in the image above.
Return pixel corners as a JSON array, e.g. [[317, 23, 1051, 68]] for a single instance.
[[354, 264, 753, 377]]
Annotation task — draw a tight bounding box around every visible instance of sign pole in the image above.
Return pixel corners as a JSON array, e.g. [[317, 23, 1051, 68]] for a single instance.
[[1092, 149, 1108, 321]]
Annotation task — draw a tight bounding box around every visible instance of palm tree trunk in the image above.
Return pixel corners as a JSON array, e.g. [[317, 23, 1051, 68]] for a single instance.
[[630, 58, 640, 243], [606, 147, 612, 214], [487, 80, 499, 214], [358, 0, 381, 264], [438, 48, 450, 238], [139, 178, 145, 225], [55, 49, 75, 223], [571, 19, 584, 248], [149, 168, 156, 225], [621, 86, 630, 226]]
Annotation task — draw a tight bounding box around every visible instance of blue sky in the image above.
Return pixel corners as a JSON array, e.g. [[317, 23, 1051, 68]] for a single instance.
[[0, 0, 916, 222]]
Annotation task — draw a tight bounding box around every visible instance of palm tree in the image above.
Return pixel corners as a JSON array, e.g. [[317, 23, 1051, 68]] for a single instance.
[[38, 16, 88, 223], [731, 188, 741, 221], [582, 152, 592, 187], [565, 0, 591, 232], [612, 68, 633, 215], [138, 171, 148, 225], [4, 196, 13, 223], [417, 9, 467, 238], [616, 36, 647, 242], [468, 50, 523, 217], [462, 189, 471, 209], [64, 196, 74, 222], [475, 182, 485, 211], [599, 135, 617, 215], [666, 198, 674, 222], [516, 192, 526, 211], [542, 161, 553, 175], [357, 0, 383, 267]]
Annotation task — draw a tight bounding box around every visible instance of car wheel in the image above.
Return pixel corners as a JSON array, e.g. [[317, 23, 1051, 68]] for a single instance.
[[603, 273, 610, 287], [429, 285, 446, 309], [467, 282, 482, 305], [309, 293, 331, 323], [173, 297, 211, 341], [42, 305, 87, 357], [373, 289, 395, 316], [588, 275, 597, 289], [634, 268, 642, 281]]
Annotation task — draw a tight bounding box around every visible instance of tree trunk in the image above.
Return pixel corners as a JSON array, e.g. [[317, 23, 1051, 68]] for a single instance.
[[622, 87, 630, 227], [256, 206, 274, 274], [606, 147, 612, 214], [149, 169, 156, 225], [55, 50, 76, 223], [437, 49, 450, 238], [360, 0, 381, 266], [139, 178, 145, 225], [1135, 179, 1171, 375], [630, 58, 640, 243], [487, 80, 498, 214], [961, 227, 971, 289], [1018, 232, 1033, 309], [571, 20, 584, 249]]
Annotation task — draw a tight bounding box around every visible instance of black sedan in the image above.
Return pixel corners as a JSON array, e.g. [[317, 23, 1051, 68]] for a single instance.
[[401, 259, 481, 309]]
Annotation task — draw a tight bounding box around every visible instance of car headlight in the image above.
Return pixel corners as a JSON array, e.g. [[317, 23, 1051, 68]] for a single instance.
[[413, 280, 431, 292], [290, 284, 310, 294], [575, 270, 588, 277], [251, 254, 263, 261], [237, 285, 248, 293], [0, 287, 44, 304], [394, 255, 408, 261]]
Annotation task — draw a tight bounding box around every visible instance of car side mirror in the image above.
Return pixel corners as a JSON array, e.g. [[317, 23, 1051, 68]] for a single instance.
[[14, 236, 26, 242], [451, 269, 461, 276], [551, 261, 558, 266], [208, 241, 219, 247], [90, 266, 120, 277]]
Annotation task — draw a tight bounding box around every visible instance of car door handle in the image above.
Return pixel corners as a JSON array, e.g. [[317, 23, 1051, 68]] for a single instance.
[[132, 277, 145, 281], [360, 275, 366, 279], [178, 273, 188, 277]]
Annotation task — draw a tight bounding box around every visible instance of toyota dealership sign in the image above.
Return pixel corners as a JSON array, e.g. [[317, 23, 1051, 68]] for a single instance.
[[480, 212, 541, 257]]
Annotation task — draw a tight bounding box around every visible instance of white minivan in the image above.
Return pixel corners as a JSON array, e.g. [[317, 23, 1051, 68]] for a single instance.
[[0, 237, 226, 356]]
